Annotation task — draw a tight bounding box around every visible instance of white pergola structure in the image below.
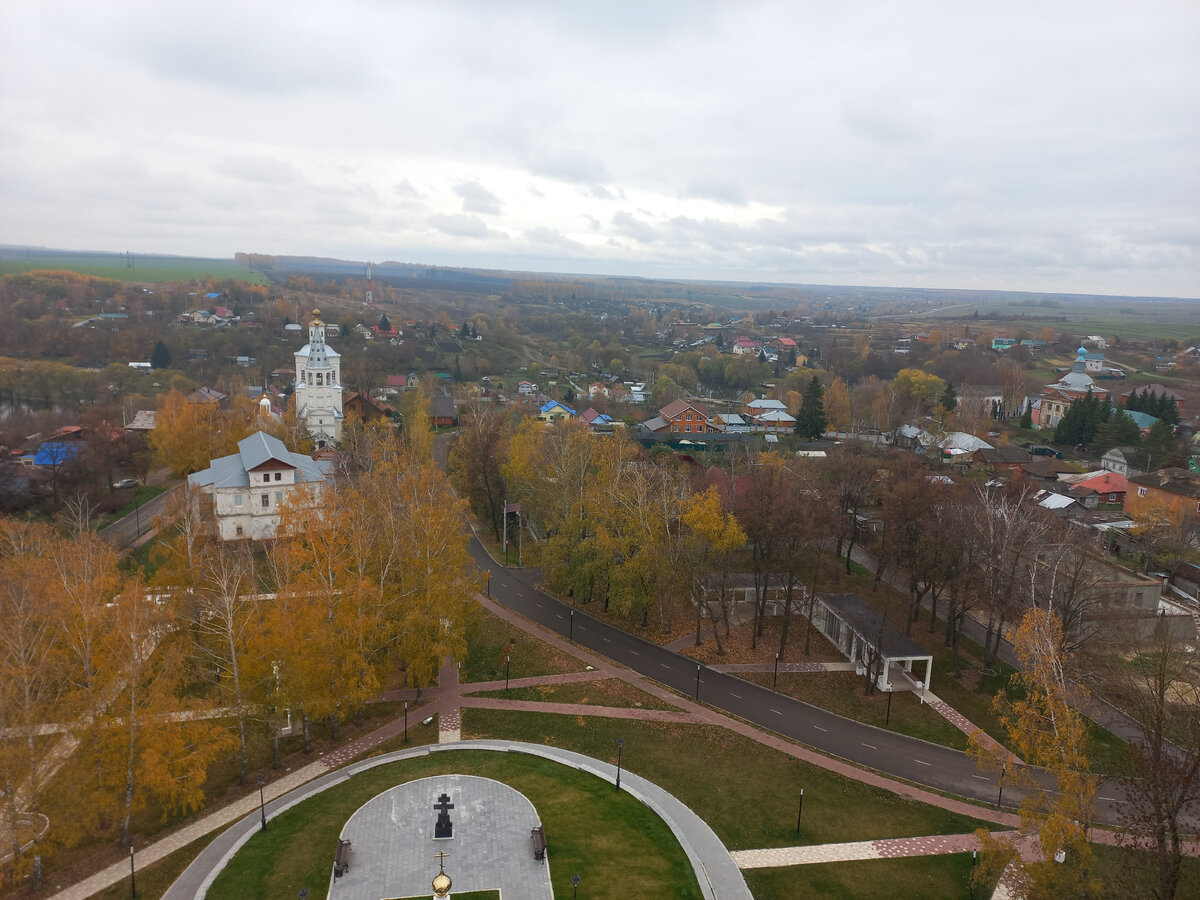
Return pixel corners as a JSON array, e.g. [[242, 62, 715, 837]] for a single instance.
[[812, 592, 933, 697]]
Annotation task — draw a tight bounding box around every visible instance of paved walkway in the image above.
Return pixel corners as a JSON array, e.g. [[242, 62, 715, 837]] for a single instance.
[[924, 691, 1023, 765], [731, 831, 994, 868], [329, 774, 553, 900]]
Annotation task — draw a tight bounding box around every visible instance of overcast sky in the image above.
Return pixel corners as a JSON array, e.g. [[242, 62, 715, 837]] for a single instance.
[[2, 1, 1197, 297]]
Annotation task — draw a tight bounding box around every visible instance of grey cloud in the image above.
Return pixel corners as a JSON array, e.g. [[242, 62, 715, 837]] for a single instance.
[[524, 227, 584, 250], [611, 211, 660, 244], [427, 213, 497, 239], [681, 179, 747, 206], [394, 179, 423, 200], [453, 180, 502, 215]]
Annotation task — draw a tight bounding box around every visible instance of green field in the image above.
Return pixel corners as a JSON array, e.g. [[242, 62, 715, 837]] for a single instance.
[[930, 299, 1200, 342], [0, 253, 269, 285]]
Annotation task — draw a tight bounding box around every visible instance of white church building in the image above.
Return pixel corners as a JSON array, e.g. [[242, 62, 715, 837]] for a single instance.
[[294, 308, 343, 447], [189, 431, 334, 541]]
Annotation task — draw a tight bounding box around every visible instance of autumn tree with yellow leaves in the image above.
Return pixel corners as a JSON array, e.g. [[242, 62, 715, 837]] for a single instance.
[[969, 607, 1102, 900]]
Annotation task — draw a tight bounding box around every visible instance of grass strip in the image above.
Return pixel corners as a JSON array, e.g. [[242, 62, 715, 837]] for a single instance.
[[464, 708, 996, 850]]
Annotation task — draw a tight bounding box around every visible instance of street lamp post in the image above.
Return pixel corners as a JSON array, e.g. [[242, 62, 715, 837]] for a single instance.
[[996, 761, 1007, 809], [695, 663, 701, 701], [505, 653, 511, 692], [886, 690, 893, 726], [796, 788, 804, 834], [615, 737, 624, 791], [569, 609, 575, 643], [773, 653, 779, 690], [257, 775, 267, 831], [404, 700, 409, 743], [571, 873, 581, 899], [129, 846, 135, 899]]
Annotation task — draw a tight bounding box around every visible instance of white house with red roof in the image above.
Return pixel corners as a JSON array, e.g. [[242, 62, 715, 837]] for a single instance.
[[731, 337, 764, 356]]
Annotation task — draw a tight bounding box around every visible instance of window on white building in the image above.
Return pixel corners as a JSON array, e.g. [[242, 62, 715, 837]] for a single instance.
[[275, 472, 282, 481], [261, 494, 269, 508], [275, 491, 284, 504], [263, 473, 270, 483], [234, 495, 243, 507]]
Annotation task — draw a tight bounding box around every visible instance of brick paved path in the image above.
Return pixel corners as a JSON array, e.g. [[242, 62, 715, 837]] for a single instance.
[[731, 831, 996, 868], [924, 691, 1023, 765]]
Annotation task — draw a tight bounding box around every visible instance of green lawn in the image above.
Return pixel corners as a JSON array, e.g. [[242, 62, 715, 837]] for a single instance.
[[464, 709, 997, 851], [89, 834, 212, 900], [0, 254, 268, 284], [739, 671, 971, 750], [208, 750, 702, 900], [461, 606, 583, 683], [744, 853, 980, 900]]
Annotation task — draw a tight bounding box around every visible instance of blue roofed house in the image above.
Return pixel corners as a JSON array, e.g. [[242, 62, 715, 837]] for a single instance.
[[188, 431, 333, 541], [33, 441, 83, 467], [538, 400, 576, 423]]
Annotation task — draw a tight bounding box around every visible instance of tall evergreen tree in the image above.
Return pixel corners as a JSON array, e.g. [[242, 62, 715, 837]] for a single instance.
[[1020, 402, 1033, 430], [150, 340, 172, 369], [1091, 410, 1141, 454], [940, 380, 958, 411], [378, 314, 392, 333], [794, 376, 827, 440]]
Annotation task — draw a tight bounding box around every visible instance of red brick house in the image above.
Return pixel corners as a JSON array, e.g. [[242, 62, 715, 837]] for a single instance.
[[658, 399, 714, 434]]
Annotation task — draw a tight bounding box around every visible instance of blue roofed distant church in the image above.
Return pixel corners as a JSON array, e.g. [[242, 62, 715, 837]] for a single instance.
[[294, 308, 344, 447]]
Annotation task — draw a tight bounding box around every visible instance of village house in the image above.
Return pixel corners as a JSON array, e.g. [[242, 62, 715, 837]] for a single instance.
[[538, 400, 576, 423], [1101, 446, 1144, 477], [343, 391, 393, 423], [518, 381, 538, 396], [731, 337, 764, 356], [1057, 469, 1128, 504], [431, 395, 458, 427], [188, 431, 333, 541], [579, 408, 615, 431], [972, 446, 1033, 470], [1119, 383, 1184, 411], [1125, 468, 1200, 527]]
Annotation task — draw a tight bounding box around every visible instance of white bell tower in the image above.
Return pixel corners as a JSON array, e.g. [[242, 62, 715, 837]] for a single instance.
[[293, 308, 343, 447]]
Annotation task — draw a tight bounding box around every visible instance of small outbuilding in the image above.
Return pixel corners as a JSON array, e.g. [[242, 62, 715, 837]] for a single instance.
[[811, 593, 933, 696]]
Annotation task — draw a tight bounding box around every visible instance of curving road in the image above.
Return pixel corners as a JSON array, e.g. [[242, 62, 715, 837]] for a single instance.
[[469, 536, 1144, 825]]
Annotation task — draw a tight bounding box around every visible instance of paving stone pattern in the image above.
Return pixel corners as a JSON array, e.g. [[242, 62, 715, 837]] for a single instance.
[[329, 774, 552, 900], [730, 832, 984, 868]]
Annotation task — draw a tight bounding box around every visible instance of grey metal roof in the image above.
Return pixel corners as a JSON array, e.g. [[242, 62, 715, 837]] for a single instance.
[[188, 431, 333, 489], [820, 593, 929, 659]]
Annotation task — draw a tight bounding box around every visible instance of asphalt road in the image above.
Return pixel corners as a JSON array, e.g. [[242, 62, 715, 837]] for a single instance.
[[99, 484, 179, 549], [469, 536, 1144, 826]]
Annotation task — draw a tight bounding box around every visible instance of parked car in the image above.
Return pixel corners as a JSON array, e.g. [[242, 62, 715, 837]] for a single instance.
[[112, 478, 138, 489]]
